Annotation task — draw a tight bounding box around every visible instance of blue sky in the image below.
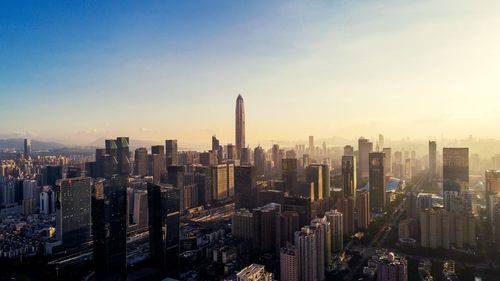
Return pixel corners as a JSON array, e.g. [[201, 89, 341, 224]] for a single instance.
[[1, 1, 500, 147]]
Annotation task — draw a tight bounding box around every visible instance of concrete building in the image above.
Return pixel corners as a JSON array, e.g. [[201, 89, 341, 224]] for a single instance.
[[232, 209, 254, 241], [236, 263, 273, 281]]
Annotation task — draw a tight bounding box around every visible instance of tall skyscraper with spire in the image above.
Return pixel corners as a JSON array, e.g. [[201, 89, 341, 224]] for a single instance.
[[235, 94, 245, 159]]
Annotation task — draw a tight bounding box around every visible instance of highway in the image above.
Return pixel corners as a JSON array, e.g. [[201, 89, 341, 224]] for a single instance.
[[343, 173, 427, 280]]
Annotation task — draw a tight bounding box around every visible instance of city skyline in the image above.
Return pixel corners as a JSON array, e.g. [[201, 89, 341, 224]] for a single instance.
[[2, 1, 500, 145]]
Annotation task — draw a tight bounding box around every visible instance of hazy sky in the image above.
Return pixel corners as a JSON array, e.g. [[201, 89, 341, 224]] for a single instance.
[[1, 0, 500, 147]]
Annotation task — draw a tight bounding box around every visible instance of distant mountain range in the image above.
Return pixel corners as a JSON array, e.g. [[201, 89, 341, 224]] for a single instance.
[[0, 138, 66, 150]]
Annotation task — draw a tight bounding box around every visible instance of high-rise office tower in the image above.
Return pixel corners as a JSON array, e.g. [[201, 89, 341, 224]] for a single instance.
[[336, 196, 355, 235], [131, 190, 148, 229], [342, 155, 356, 197], [280, 245, 299, 281], [147, 182, 180, 279], [92, 176, 128, 281], [24, 138, 32, 159], [134, 148, 148, 176], [382, 147, 392, 175], [254, 146, 266, 177], [94, 148, 106, 178], [295, 226, 319, 281], [495, 204, 500, 252], [358, 138, 373, 179], [232, 209, 254, 241], [194, 166, 212, 205], [115, 137, 131, 176], [343, 145, 354, 156], [167, 165, 184, 188], [280, 211, 300, 246], [282, 158, 298, 194], [309, 136, 314, 159], [199, 151, 217, 166], [66, 166, 81, 178], [102, 138, 130, 177], [272, 144, 281, 177], [253, 203, 281, 253], [165, 140, 178, 167], [212, 135, 220, 152], [45, 165, 63, 187], [212, 164, 228, 201], [234, 165, 257, 209], [240, 147, 251, 165], [321, 164, 330, 199], [166, 165, 185, 210], [378, 134, 384, 151], [443, 148, 469, 194], [429, 141, 437, 180], [486, 170, 500, 223], [369, 152, 386, 212], [212, 135, 221, 164], [375, 252, 408, 281], [151, 145, 166, 176], [284, 196, 312, 228], [404, 158, 412, 181], [148, 153, 163, 184], [325, 209, 343, 253], [393, 151, 403, 178], [226, 144, 237, 160], [211, 163, 235, 201], [306, 165, 323, 201], [356, 191, 370, 230], [54, 177, 91, 251], [235, 95, 245, 159], [39, 188, 55, 215], [21, 179, 38, 215]]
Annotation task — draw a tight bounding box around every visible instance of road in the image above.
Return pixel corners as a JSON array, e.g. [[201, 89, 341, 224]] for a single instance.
[[343, 173, 427, 280]]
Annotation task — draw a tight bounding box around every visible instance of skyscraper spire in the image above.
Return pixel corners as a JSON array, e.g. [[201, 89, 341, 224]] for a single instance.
[[235, 94, 245, 159]]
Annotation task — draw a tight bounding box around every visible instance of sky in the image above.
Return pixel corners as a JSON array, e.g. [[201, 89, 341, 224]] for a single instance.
[[1, 0, 500, 148]]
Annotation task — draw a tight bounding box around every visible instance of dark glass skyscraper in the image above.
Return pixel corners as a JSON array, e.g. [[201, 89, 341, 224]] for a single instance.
[[429, 141, 437, 181], [134, 147, 148, 176], [165, 140, 178, 167], [235, 94, 245, 159], [54, 177, 91, 251], [369, 152, 386, 212], [92, 176, 128, 281], [45, 165, 63, 187], [24, 138, 31, 159], [234, 165, 257, 209], [342, 155, 356, 198], [147, 182, 180, 279], [282, 158, 298, 194], [443, 147, 469, 194]]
